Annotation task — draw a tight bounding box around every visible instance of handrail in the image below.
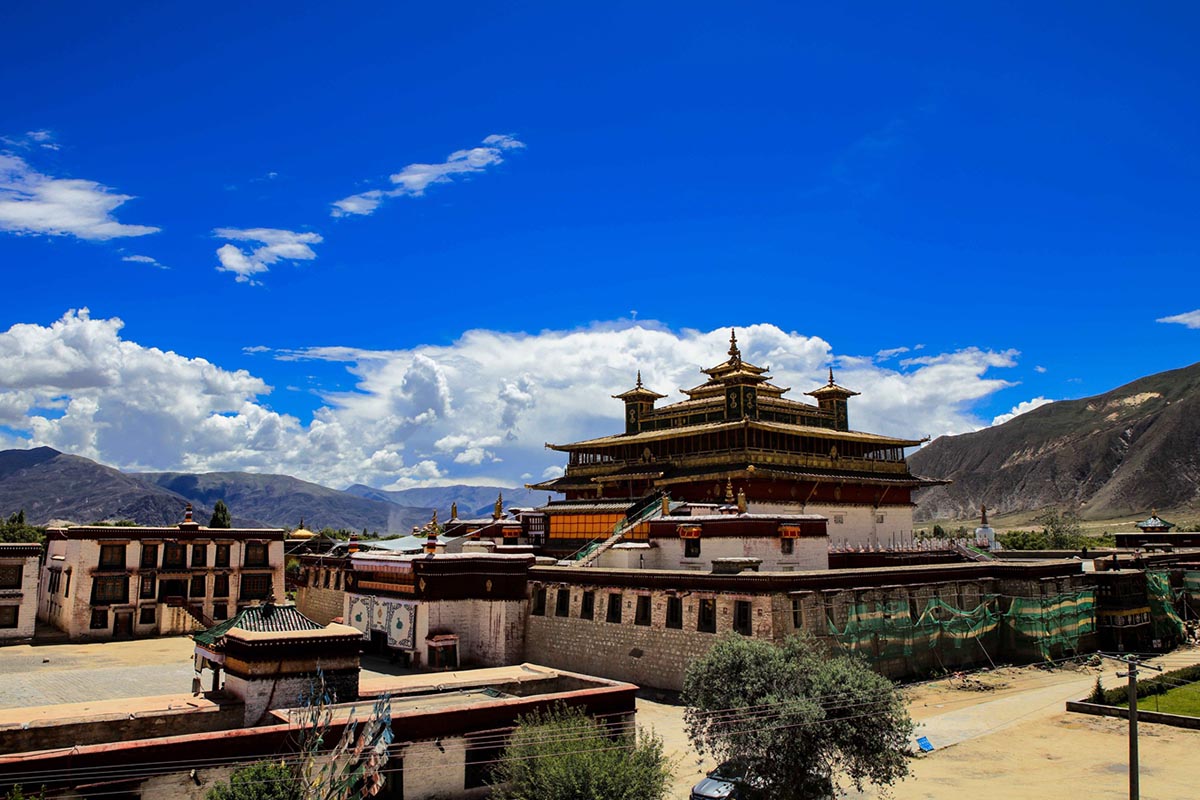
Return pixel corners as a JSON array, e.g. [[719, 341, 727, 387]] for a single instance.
[[572, 493, 668, 568]]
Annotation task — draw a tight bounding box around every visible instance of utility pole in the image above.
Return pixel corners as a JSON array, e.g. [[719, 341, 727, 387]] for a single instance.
[[1100, 652, 1163, 800]]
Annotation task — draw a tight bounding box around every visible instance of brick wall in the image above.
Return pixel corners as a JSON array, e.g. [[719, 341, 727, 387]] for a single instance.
[[296, 583, 346, 625], [0, 549, 39, 641], [425, 599, 527, 667]]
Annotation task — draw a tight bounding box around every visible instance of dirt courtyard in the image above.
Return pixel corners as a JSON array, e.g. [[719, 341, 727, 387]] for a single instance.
[[643, 646, 1200, 800]]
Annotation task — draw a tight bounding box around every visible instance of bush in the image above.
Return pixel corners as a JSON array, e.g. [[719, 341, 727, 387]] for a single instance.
[[1092, 664, 1200, 705], [490, 704, 672, 800], [206, 761, 301, 800]]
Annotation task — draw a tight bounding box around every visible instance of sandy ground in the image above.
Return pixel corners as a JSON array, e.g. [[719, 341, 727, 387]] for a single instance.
[[643, 646, 1200, 799]]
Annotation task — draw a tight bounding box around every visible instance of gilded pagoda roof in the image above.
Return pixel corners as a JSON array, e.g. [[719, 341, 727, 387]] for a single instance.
[[547, 417, 923, 451]]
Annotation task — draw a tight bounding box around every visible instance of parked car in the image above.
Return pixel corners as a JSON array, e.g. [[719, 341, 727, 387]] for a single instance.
[[691, 759, 833, 800]]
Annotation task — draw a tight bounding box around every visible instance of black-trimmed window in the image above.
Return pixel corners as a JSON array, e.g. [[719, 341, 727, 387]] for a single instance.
[[0, 606, 17, 629], [241, 574, 271, 600], [92, 576, 128, 605], [213, 603, 228, 620], [580, 590, 595, 620], [555, 588, 571, 617], [634, 595, 651, 626], [244, 542, 268, 567], [698, 598, 717, 633], [780, 538, 794, 555], [90, 609, 108, 629], [189, 574, 206, 598], [792, 598, 804, 629], [684, 538, 701, 558], [532, 587, 547, 616], [606, 593, 623, 623], [139, 574, 156, 599], [99, 544, 126, 569], [139, 606, 156, 625], [0, 564, 21, 590], [666, 596, 683, 629], [191, 544, 207, 567], [140, 544, 158, 569], [464, 737, 502, 790], [213, 573, 229, 598], [215, 544, 231, 568], [734, 600, 753, 636], [163, 543, 187, 568]]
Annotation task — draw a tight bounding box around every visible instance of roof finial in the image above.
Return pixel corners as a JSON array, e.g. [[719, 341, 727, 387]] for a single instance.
[[184, 503, 193, 523], [981, 504, 988, 526], [725, 478, 734, 504], [728, 329, 740, 359], [636, 370, 643, 389], [828, 366, 835, 385], [450, 502, 458, 521]]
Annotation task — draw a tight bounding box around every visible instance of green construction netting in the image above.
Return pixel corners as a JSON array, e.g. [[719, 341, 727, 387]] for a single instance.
[[1003, 590, 1096, 661], [1182, 571, 1200, 595], [827, 597, 1000, 663], [1147, 571, 1186, 641]]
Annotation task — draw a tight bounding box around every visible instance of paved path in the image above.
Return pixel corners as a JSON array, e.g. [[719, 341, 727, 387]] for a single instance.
[[0, 638, 196, 710]]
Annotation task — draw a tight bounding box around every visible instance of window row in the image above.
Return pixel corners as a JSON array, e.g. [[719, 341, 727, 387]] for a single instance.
[[97, 542, 270, 570], [91, 573, 273, 605], [531, 587, 754, 635], [678, 538, 796, 557], [89, 601, 243, 630]]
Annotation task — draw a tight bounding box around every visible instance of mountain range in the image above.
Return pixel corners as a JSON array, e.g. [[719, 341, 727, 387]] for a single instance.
[[0, 447, 542, 533], [910, 361, 1200, 522]]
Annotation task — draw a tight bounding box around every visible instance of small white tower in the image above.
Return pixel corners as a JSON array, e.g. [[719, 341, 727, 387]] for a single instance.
[[975, 504, 998, 550]]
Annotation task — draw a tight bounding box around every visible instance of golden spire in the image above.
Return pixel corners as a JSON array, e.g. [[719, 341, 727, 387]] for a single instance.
[[736, 488, 747, 514], [636, 370, 643, 388], [431, 509, 438, 528], [450, 502, 458, 521], [828, 366, 835, 385], [493, 492, 504, 521], [728, 329, 741, 363], [725, 478, 734, 504]]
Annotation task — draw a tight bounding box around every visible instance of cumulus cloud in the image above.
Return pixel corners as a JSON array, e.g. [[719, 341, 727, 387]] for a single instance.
[[991, 397, 1053, 427], [0, 316, 1031, 492], [1157, 309, 1200, 329], [0, 155, 160, 240], [213, 227, 322, 285], [331, 134, 525, 218], [1, 130, 61, 151]]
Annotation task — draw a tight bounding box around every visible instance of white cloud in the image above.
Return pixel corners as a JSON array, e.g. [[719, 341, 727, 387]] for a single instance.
[[991, 397, 1053, 427], [331, 134, 525, 217], [122, 254, 167, 269], [1, 130, 61, 151], [1034, 365, 1047, 373], [0, 316, 1030, 491], [0, 155, 159, 240], [213, 227, 322, 285], [1157, 309, 1200, 329], [875, 346, 909, 360]]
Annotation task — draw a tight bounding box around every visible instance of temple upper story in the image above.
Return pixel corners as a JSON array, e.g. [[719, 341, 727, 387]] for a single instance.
[[530, 331, 939, 502]]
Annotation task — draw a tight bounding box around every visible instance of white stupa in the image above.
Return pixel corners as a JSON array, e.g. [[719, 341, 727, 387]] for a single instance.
[[975, 504, 998, 550]]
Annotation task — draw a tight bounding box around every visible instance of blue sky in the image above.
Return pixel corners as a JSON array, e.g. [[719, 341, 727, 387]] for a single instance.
[[1, 3, 1197, 488]]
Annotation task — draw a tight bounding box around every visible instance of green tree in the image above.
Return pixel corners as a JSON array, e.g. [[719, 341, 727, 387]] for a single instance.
[[210, 500, 233, 529], [1035, 508, 1082, 549], [0, 510, 44, 544], [683, 634, 912, 799], [206, 761, 300, 800], [490, 704, 672, 800]]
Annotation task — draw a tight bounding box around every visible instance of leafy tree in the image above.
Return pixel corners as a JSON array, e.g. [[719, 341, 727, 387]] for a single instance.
[[206, 761, 301, 800], [683, 633, 912, 799], [490, 704, 672, 800], [210, 500, 233, 529], [4, 785, 45, 800], [1035, 508, 1083, 549], [0, 510, 43, 544]]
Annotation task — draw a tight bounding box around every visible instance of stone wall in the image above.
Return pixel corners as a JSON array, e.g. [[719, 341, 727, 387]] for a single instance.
[[626, 534, 828, 572], [424, 599, 527, 667], [525, 584, 777, 691], [296, 583, 346, 625], [0, 701, 244, 755]]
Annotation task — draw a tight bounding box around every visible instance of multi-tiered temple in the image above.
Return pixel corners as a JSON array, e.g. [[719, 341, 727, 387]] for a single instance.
[[531, 331, 943, 548]]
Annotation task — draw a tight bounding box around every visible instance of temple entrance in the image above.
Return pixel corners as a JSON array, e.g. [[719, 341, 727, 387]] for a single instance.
[[159, 579, 187, 606], [113, 611, 134, 638]]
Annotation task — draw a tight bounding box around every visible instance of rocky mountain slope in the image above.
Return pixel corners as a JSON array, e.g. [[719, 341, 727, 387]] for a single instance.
[[134, 471, 432, 533], [0, 447, 224, 526], [344, 483, 549, 518], [910, 361, 1200, 521]]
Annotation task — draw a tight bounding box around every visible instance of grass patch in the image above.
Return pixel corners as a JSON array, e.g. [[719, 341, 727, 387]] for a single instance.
[[1120, 681, 1200, 717]]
